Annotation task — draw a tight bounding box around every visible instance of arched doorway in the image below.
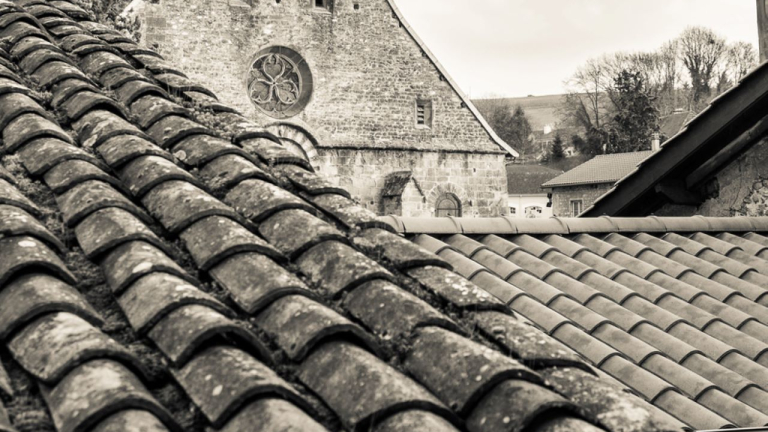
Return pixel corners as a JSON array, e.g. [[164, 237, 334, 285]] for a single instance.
[[435, 193, 462, 217]]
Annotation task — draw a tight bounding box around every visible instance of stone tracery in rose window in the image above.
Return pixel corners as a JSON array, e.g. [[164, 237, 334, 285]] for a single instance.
[[247, 47, 313, 119]]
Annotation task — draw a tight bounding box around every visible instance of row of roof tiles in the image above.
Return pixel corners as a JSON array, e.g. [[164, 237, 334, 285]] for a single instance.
[[0, 2, 682, 432], [382, 217, 768, 430]]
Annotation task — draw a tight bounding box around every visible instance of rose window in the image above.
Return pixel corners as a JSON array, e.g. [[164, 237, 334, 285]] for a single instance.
[[247, 47, 313, 119]]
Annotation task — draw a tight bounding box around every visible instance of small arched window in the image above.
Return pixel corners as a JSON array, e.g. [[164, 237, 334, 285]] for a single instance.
[[435, 194, 461, 217]]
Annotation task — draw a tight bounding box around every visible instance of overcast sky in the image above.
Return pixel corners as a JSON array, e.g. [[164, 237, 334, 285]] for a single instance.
[[392, 0, 759, 99]]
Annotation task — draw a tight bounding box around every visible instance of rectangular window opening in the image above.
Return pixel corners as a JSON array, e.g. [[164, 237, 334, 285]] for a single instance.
[[570, 200, 583, 217], [416, 100, 433, 128]]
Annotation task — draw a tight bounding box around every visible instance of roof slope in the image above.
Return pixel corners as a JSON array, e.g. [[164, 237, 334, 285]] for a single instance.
[[506, 164, 562, 194], [543, 151, 653, 188], [0, 1, 680, 432], [382, 214, 768, 431], [584, 62, 768, 217], [659, 111, 691, 140]]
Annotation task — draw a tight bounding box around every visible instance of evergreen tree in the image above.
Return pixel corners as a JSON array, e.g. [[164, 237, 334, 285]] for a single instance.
[[550, 133, 565, 160], [605, 70, 659, 153]]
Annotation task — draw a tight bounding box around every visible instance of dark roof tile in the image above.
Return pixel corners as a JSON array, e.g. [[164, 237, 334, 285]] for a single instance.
[[145, 116, 213, 149], [56, 179, 150, 227], [219, 398, 328, 432], [0, 206, 56, 250], [58, 33, 101, 52], [118, 155, 203, 198], [173, 345, 312, 428], [153, 73, 215, 98], [466, 380, 580, 432], [43, 159, 125, 194], [9, 311, 146, 383], [96, 134, 171, 169], [530, 416, 606, 432], [199, 154, 272, 191], [118, 272, 229, 335], [100, 66, 151, 90], [275, 164, 351, 198], [404, 326, 541, 414], [149, 303, 271, 367], [101, 241, 197, 294], [210, 252, 310, 314], [0, 178, 41, 215], [298, 340, 457, 431], [170, 134, 249, 168], [50, 77, 98, 107], [79, 50, 131, 79], [472, 310, 586, 369], [3, 112, 72, 152], [0, 272, 102, 339], [142, 180, 243, 233], [297, 241, 394, 297], [541, 366, 686, 432], [32, 59, 91, 88], [0, 92, 50, 130], [17, 137, 102, 176], [91, 410, 171, 432], [344, 279, 463, 340], [407, 265, 505, 311], [254, 294, 380, 361], [60, 89, 127, 121], [226, 178, 315, 223], [132, 53, 187, 76], [0, 235, 75, 286], [73, 109, 150, 149], [374, 410, 458, 432], [19, 46, 71, 73], [41, 359, 180, 432], [306, 193, 384, 229], [180, 215, 281, 270], [74, 207, 168, 259], [259, 209, 345, 259]]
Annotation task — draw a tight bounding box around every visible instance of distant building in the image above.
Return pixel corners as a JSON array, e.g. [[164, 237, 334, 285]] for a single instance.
[[543, 151, 653, 216], [505, 164, 562, 218], [130, 0, 517, 218]]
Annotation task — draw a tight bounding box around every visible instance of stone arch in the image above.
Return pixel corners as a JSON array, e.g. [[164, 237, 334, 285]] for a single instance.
[[427, 182, 469, 217], [264, 122, 320, 171]]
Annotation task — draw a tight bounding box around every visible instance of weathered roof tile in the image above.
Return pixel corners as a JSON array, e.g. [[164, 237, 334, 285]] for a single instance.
[[173, 345, 311, 428]]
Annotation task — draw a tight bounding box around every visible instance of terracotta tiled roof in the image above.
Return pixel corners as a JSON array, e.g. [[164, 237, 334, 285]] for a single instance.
[[506, 164, 562, 194], [381, 214, 768, 430], [0, 2, 688, 432], [542, 151, 653, 188]]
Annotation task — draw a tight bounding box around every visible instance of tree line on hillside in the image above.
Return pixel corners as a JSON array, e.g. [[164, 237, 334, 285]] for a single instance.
[[479, 26, 758, 161]]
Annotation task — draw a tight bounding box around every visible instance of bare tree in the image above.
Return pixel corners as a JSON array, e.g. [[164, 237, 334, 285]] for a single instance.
[[677, 26, 727, 109], [726, 41, 758, 82]]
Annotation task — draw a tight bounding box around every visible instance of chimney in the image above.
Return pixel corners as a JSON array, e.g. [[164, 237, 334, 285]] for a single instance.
[[759, 0, 768, 62], [651, 132, 661, 152]]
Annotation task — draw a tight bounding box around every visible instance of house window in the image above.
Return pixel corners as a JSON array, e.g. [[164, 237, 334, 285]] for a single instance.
[[416, 99, 433, 128], [435, 194, 461, 217], [570, 199, 583, 216], [314, 0, 332, 11], [509, 207, 517, 216]]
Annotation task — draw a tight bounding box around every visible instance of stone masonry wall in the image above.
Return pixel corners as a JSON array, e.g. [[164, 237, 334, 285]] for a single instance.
[[657, 138, 768, 217], [130, 0, 510, 216], [315, 148, 508, 217], [134, 0, 502, 153], [551, 184, 613, 217]]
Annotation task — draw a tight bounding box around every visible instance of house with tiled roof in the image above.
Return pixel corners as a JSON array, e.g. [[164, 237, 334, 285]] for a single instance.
[[506, 164, 561, 219], [116, 0, 517, 219], [543, 151, 653, 217]]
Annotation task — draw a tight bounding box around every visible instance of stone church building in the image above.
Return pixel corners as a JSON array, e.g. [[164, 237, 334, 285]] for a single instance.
[[126, 0, 517, 217]]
